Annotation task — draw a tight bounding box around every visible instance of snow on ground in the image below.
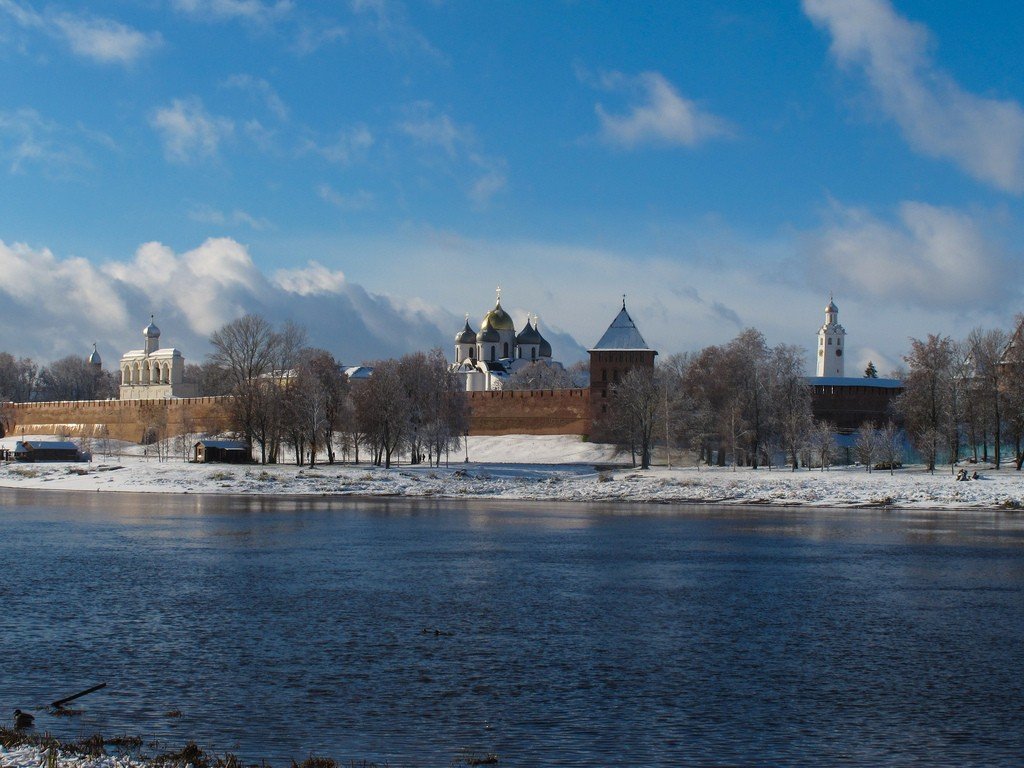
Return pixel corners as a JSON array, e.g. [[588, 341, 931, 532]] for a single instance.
[[0, 745, 141, 768], [2, 434, 1024, 511]]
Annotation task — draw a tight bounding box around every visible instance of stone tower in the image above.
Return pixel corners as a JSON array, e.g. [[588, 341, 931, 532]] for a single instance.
[[816, 297, 846, 377]]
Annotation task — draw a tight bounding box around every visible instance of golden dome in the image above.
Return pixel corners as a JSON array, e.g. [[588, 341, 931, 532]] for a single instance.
[[481, 299, 515, 332]]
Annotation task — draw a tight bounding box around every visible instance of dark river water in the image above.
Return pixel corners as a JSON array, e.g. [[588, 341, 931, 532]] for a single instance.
[[1, 489, 1023, 766]]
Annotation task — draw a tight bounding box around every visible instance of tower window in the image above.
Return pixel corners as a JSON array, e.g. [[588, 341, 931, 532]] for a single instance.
[[828, 338, 832, 345]]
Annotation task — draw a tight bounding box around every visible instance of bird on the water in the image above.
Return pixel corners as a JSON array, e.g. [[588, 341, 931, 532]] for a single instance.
[[14, 709, 35, 729]]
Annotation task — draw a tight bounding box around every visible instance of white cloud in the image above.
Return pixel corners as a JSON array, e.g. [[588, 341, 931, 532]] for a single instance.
[[273, 261, 347, 296], [301, 125, 373, 165], [0, 239, 129, 358], [397, 102, 507, 205], [0, 107, 88, 175], [805, 199, 1014, 309], [171, 0, 293, 24], [588, 70, 732, 149], [349, 0, 442, 60], [317, 184, 375, 211], [188, 205, 271, 230], [469, 169, 507, 208], [52, 14, 162, 64], [0, 0, 161, 64], [803, 0, 1024, 193], [0, 236, 489, 364], [399, 104, 463, 157], [293, 23, 348, 54], [151, 98, 234, 163], [221, 74, 289, 121]]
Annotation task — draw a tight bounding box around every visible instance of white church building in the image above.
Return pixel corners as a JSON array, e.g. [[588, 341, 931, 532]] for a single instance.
[[451, 290, 563, 391], [816, 297, 847, 377], [119, 317, 197, 400]]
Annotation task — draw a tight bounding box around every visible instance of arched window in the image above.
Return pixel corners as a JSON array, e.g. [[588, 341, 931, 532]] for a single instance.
[[503, 342, 509, 358], [490, 346, 496, 361], [122, 366, 129, 385], [531, 347, 536, 361]]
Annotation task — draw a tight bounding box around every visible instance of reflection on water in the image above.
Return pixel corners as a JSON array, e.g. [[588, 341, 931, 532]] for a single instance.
[[1, 489, 1023, 766]]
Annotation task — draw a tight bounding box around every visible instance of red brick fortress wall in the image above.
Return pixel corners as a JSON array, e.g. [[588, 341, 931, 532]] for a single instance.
[[467, 389, 591, 436], [6, 397, 234, 443]]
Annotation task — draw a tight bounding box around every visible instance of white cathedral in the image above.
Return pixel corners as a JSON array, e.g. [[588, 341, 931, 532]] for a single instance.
[[816, 296, 847, 377], [451, 290, 564, 391], [119, 317, 197, 400]]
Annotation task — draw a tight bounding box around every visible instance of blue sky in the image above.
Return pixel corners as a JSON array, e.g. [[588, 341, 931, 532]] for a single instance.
[[2, 0, 1024, 373]]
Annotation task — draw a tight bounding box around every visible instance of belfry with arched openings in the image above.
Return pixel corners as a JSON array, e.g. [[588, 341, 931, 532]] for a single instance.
[[118, 317, 197, 400]]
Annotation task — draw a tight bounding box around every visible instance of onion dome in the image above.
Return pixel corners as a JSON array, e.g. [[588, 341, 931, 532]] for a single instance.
[[88, 343, 101, 366], [534, 318, 552, 358], [516, 318, 542, 345], [481, 297, 515, 333], [456, 318, 477, 344], [826, 299, 838, 313], [477, 325, 500, 343], [144, 315, 161, 338]]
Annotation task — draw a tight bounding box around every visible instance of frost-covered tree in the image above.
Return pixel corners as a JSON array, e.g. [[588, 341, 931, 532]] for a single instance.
[[854, 421, 878, 472], [36, 356, 117, 401], [0, 353, 37, 402], [897, 334, 956, 472]]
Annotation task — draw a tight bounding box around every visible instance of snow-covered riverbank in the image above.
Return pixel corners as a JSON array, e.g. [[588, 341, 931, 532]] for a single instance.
[[2, 434, 1023, 511]]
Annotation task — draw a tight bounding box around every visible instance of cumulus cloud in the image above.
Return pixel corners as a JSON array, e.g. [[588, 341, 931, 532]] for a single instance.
[[273, 261, 347, 295], [805, 200, 1014, 309], [586, 69, 732, 149], [0, 236, 504, 365], [803, 0, 1024, 193], [171, 0, 293, 24], [151, 98, 234, 163], [0, 0, 162, 64]]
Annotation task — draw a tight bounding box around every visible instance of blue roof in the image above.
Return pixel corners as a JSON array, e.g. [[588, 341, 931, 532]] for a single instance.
[[590, 306, 650, 351], [196, 440, 249, 450], [807, 377, 903, 389], [23, 441, 79, 450]]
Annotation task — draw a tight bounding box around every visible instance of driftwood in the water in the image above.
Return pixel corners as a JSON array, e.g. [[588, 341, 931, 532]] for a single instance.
[[51, 683, 106, 708]]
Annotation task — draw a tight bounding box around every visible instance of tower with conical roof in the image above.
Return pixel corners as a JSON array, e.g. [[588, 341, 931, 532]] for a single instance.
[[588, 297, 657, 433], [816, 296, 846, 377]]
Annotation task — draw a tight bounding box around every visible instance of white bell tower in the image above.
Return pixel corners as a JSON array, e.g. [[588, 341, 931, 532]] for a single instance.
[[816, 296, 846, 377]]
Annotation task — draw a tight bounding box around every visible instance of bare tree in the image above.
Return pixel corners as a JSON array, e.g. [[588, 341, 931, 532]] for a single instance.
[[35, 356, 116, 401], [0, 353, 37, 402], [897, 334, 956, 472], [771, 344, 814, 471], [506, 362, 575, 390], [810, 421, 836, 471], [353, 359, 409, 468], [610, 366, 661, 469], [854, 421, 878, 472], [966, 328, 1008, 468], [877, 421, 904, 475], [208, 315, 307, 464]]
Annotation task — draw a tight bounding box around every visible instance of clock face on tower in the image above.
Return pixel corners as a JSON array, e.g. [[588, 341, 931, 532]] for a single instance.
[[836, 349, 843, 357]]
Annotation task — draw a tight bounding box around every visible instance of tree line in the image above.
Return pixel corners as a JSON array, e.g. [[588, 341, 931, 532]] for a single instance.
[[6, 314, 1024, 473], [206, 314, 468, 468]]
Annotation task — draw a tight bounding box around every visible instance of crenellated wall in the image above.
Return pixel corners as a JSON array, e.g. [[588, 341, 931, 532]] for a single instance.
[[5, 397, 234, 443], [467, 388, 591, 436], [3, 389, 593, 444]]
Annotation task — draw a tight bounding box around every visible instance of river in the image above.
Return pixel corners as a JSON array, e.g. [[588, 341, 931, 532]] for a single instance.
[[1, 488, 1023, 766]]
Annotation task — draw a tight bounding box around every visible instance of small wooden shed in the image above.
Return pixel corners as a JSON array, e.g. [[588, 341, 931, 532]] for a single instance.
[[193, 439, 252, 464], [14, 440, 82, 462]]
